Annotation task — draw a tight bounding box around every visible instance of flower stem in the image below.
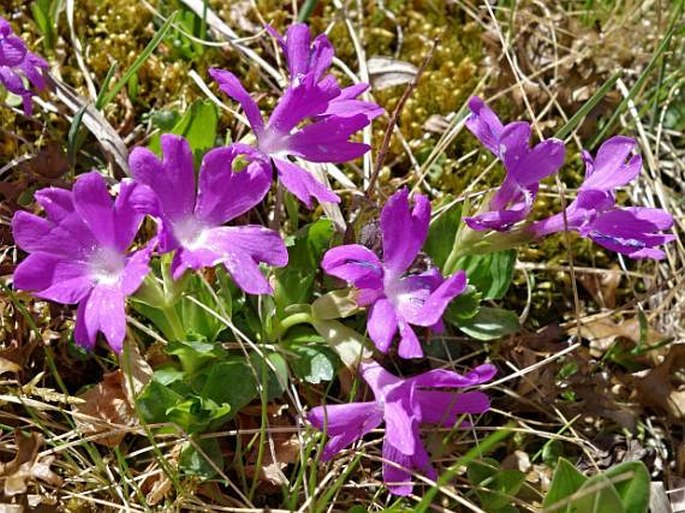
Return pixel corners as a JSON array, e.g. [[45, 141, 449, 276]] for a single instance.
[[161, 305, 185, 342], [273, 312, 314, 340]]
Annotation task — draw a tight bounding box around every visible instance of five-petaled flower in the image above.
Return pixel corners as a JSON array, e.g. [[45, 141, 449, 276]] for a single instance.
[[12, 173, 152, 352], [0, 16, 48, 115], [529, 136, 675, 260], [209, 24, 382, 208], [322, 188, 467, 359], [309, 360, 496, 496], [464, 96, 565, 232], [129, 134, 289, 294]]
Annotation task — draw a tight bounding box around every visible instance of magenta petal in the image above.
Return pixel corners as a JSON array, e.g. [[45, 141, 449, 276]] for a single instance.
[[308, 402, 383, 460], [73, 299, 95, 350], [584, 136, 638, 184], [383, 396, 417, 455], [389, 269, 442, 325], [34, 187, 74, 222], [381, 438, 436, 496], [84, 284, 127, 353], [286, 114, 371, 163], [416, 390, 491, 425], [321, 244, 383, 290], [381, 189, 430, 274], [511, 138, 566, 185], [410, 363, 497, 388], [367, 298, 398, 353], [498, 121, 532, 166], [0, 34, 27, 66], [72, 172, 116, 248], [194, 146, 271, 225], [129, 135, 196, 223], [273, 158, 340, 207], [465, 96, 505, 156], [13, 253, 91, 303], [120, 245, 153, 296], [209, 225, 289, 267], [414, 271, 467, 327], [209, 68, 264, 135], [397, 322, 423, 359], [113, 179, 145, 252]]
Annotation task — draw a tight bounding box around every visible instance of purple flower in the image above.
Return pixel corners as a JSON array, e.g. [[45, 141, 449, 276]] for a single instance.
[[129, 134, 288, 294], [530, 136, 675, 260], [209, 25, 382, 208], [464, 97, 565, 231], [12, 173, 152, 352], [309, 360, 496, 496], [0, 16, 48, 115], [321, 189, 467, 359]]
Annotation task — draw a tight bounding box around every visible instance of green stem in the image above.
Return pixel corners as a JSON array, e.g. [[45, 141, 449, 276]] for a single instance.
[[161, 305, 185, 341], [273, 312, 314, 340]]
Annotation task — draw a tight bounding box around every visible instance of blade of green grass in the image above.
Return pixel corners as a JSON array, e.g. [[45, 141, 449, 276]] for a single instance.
[[588, 2, 683, 148], [414, 423, 516, 513], [97, 11, 178, 109], [553, 71, 621, 140]]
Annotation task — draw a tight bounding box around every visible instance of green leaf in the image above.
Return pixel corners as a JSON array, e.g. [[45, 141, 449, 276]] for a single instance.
[[167, 338, 227, 375], [31, 0, 57, 51], [603, 462, 650, 513], [137, 380, 183, 424], [457, 307, 519, 341], [456, 250, 516, 300], [311, 318, 372, 370], [468, 458, 525, 511], [444, 286, 481, 324], [201, 360, 258, 415], [148, 100, 219, 165], [543, 458, 588, 511], [570, 475, 625, 513], [166, 395, 231, 433], [275, 219, 335, 311], [288, 344, 339, 384], [178, 274, 224, 342], [249, 352, 289, 400], [179, 437, 223, 478], [425, 199, 462, 270]]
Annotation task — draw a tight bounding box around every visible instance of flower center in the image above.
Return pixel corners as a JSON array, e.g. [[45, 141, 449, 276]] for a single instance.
[[89, 247, 125, 286], [173, 216, 208, 251]]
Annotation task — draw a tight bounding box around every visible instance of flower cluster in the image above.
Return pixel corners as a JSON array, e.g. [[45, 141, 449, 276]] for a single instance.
[[322, 188, 467, 359], [464, 97, 675, 260], [9, 19, 673, 499], [309, 361, 496, 495], [0, 16, 48, 115], [209, 24, 382, 208]]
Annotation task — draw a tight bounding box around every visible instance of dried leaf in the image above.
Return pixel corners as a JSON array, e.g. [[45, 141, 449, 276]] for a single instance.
[[0, 358, 22, 376], [577, 268, 621, 308], [568, 317, 664, 356], [73, 370, 139, 446], [636, 345, 685, 420], [368, 57, 418, 90], [0, 431, 61, 496], [19, 142, 69, 180]]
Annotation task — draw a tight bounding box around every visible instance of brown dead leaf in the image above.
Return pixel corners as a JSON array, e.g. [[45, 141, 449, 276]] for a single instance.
[[0, 431, 61, 496], [568, 316, 664, 357], [0, 358, 21, 377], [72, 370, 138, 447], [19, 143, 69, 180], [636, 345, 685, 420], [239, 404, 300, 488], [577, 267, 621, 308]]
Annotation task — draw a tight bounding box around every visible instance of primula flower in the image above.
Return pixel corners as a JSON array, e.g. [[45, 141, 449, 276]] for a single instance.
[[530, 136, 675, 259], [309, 360, 496, 496], [209, 25, 382, 208], [129, 134, 288, 294], [0, 16, 48, 115], [321, 189, 467, 359], [464, 96, 565, 231], [12, 173, 152, 352]]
